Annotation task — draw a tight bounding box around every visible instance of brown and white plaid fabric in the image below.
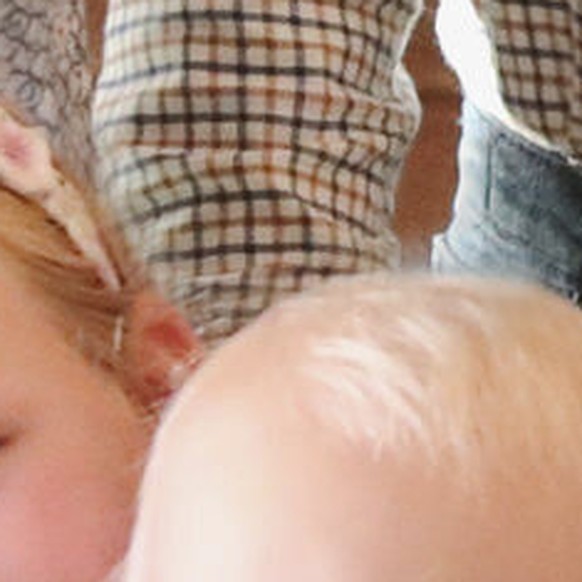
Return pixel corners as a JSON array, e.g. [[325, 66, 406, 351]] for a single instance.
[[478, 0, 582, 159], [93, 0, 422, 345]]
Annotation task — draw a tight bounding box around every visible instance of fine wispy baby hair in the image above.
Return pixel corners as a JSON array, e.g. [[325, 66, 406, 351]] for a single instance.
[[263, 273, 582, 488], [122, 273, 582, 581]]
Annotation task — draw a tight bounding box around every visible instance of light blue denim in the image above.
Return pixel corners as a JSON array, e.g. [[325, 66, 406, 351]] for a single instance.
[[432, 100, 582, 303]]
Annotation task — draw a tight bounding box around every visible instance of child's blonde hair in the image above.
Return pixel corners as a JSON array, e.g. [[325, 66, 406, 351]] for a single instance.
[[0, 182, 148, 378]]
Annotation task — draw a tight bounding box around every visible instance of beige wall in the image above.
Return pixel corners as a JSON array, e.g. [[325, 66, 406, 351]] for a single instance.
[[85, 0, 107, 76], [396, 1, 460, 266]]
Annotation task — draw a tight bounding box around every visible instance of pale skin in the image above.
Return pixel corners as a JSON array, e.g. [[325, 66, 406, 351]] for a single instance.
[[0, 262, 144, 581], [0, 29, 198, 576], [123, 286, 582, 582], [0, 254, 197, 582], [2, 93, 582, 579], [3, 244, 582, 581]]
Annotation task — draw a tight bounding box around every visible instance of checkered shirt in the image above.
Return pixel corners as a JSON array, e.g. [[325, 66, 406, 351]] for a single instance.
[[93, 0, 422, 345], [479, 0, 582, 159]]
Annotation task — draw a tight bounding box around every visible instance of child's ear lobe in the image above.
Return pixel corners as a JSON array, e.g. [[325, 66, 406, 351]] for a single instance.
[[123, 289, 203, 412]]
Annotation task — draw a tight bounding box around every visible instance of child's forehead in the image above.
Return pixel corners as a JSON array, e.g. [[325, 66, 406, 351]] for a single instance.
[[0, 256, 78, 394], [0, 252, 52, 328], [0, 268, 53, 429], [144, 281, 582, 582]]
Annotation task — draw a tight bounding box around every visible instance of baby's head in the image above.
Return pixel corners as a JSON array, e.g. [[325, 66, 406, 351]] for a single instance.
[[124, 274, 582, 581], [0, 103, 198, 581]]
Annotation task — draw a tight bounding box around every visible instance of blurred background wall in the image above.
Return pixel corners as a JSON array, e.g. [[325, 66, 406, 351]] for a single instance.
[[396, 0, 460, 266]]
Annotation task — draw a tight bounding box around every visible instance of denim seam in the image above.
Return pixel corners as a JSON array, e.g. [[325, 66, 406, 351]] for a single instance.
[[469, 216, 582, 288], [436, 223, 580, 296], [487, 128, 582, 266], [496, 134, 573, 172]]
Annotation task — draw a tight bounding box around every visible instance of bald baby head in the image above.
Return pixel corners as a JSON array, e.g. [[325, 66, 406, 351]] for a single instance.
[[123, 275, 582, 581]]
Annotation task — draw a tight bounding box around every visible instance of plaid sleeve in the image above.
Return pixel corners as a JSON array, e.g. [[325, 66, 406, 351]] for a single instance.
[[477, 0, 582, 159], [93, 0, 422, 346]]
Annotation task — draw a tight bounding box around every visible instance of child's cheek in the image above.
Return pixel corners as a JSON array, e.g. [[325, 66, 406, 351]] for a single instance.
[[0, 448, 134, 582]]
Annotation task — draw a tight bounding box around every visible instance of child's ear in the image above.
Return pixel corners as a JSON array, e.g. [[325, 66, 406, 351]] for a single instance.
[[123, 289, 203, 413]]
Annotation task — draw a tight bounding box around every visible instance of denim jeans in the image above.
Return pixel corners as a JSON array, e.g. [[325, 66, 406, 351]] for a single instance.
[[432, 101, 582, 303]]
